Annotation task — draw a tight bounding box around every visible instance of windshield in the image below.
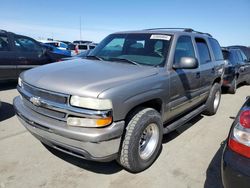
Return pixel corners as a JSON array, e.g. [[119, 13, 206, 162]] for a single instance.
[[89, 33, 171, 66]]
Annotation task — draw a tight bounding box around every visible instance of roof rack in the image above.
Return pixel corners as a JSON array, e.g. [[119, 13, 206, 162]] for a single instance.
[[144, 28, 212, 37]]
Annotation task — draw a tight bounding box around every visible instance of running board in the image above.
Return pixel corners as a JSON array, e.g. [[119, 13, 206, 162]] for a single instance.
[[163, 105, 206, 134]]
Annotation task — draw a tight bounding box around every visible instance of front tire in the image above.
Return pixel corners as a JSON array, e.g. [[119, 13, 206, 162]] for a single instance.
[[203, 83, 221, 116], [118, 108, 163, 173]]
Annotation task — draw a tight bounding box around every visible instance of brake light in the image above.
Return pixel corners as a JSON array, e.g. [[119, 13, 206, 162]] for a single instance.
[[228, 109, 250, 158], [240, 110, 250, 128]]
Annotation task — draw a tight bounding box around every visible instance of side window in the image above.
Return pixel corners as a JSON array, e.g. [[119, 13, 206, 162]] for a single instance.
[[195, 38, 211, 64], [0, 35, 10, 51], [208, 38, 223, 61], [236, 50, 243, 62], [174, 36, 195, 64], [239, 50, 247, 61], [99, 38, 125, 56], [14, 36, 42, 53], [231, 51, 240, 63]]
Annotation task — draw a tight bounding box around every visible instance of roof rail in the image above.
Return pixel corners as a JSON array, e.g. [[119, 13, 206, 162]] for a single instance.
[[144, 28, 212, 37]]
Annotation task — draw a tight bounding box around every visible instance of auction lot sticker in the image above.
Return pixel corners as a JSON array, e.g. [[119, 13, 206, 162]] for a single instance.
[[150, 34, 171, 40]]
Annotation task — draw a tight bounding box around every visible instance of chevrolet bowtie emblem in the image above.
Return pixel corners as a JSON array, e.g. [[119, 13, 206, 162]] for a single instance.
[[30, 96, 41, 107]]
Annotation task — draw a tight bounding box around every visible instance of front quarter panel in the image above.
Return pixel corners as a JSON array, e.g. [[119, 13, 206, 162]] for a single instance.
[[98, 70, 169, 121]]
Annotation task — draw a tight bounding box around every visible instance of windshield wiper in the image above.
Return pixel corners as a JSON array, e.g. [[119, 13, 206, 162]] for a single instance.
[[109, 57, 140, 66], [86, 55, 103, 61]]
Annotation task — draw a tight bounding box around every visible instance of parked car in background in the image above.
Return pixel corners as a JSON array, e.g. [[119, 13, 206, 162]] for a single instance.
[[229, 45, 250, 61], [14, 28, 225, 172], [70, 43, 97, 56], [40, 43, 71, 57], [222, 47, 250, 93], [39, 40, 69, 51], [61, 50, 91, 61], [0, 29, 64, 81], [221, 96, 250, 188]]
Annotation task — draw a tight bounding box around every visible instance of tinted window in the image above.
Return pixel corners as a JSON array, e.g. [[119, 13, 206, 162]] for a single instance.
[[239, 50, 248, 61], [46, 42, 59, 47], [0, 35, 10, 51], [78, 45, 88, 50], [195, 38, 211, 64], [174, 36, 195, 64], [89, 45, 96, 49], [208, 38, 223, 60], [223, 50, 237, 64], [236, 50, 243, 61], [15, 36, 42, 52], [60, 43, 68, 48], [91, 33, 171, 66]]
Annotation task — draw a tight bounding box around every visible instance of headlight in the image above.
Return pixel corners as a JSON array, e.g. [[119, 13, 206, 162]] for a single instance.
[[70, 96, 112, 110], [67, 116, 112, 127], [18, 77, 23, 87]]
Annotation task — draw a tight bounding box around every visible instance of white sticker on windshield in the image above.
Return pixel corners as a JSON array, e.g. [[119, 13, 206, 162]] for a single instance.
[[150, 34, 171, 41]]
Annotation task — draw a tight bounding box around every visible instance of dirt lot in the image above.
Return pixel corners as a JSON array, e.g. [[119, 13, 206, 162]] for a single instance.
[[0, 81, 249, 188]]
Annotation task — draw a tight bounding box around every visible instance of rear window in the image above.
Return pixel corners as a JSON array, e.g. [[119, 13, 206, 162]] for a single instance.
[[208, 38, 223, 61], [78, 45, 88, 50], [47, 42, 59, 47]]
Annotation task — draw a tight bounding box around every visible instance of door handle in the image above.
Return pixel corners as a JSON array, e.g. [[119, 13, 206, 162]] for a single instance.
[[196, 72, 201, 79], [18, 57, 26, 60]]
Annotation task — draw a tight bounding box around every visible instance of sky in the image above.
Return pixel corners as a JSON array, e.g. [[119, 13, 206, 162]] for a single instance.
[[0, 0, 249, 46]]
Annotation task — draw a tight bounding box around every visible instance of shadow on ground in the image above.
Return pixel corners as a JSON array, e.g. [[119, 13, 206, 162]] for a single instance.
[[0, 102, 15, 122], [204, 141, 225, 188], [162, 115, 204, 143], [0, 81, 17, 91], [43, 144, 123, 174]]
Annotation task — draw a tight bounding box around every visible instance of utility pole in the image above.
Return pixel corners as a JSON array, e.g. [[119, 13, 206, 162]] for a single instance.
[[80, 16, 82, 40]]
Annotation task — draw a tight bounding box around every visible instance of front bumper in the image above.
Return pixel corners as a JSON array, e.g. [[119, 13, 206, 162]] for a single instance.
[[13, 96, 125, 162], [221, 145, 250, 188]]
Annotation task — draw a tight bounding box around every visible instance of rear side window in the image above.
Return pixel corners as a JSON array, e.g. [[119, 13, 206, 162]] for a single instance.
[[223, 50, 237, 65], [15, 36, 42, 53], [0, 35, 10, 51], [174, 36, 195, 64], [195, 38, 211, 64], [236, 50, 243, 61], [78, 45, 88, 50], [208, 38, 223, 61]]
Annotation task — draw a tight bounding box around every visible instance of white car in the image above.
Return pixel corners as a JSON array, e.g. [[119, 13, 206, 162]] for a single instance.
[[71, 43, 97, 56]]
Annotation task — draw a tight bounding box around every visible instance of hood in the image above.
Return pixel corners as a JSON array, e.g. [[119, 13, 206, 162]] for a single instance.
[[22, 59, 158, 98]]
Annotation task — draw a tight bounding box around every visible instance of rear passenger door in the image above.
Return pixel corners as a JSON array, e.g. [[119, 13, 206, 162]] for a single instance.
[[194, 38, 213, 98], [168, 36, 201, 119], [0, 33, 18, 80], [238, 50, 250, 82], [13, 35, 49, 76]]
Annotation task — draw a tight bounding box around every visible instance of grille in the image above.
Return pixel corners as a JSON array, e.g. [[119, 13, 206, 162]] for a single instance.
[[23, 83, 68, 104], [23, 98, 66, 120]]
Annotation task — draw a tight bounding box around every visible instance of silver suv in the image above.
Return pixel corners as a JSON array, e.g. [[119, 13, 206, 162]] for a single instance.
[[14, 28, 225, 172]]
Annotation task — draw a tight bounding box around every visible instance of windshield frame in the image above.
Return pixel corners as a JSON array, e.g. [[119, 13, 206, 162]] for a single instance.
[[89, 33, 172, 67]]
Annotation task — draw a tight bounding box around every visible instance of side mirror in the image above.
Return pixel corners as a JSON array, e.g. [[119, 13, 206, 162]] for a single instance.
[[173, 57, 198, 69]]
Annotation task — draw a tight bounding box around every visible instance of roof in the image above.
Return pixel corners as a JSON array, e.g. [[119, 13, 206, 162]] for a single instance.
[[113, 28, 213, 38]]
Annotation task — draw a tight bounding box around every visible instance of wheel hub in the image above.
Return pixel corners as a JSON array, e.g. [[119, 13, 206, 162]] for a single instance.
[[139, 123, 159, 160]]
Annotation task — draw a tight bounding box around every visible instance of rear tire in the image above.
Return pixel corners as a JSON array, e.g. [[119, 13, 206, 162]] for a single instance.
[[203, 83, 221, 116], [228, 78, 237, 94], [117, 108, 163, 173]]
